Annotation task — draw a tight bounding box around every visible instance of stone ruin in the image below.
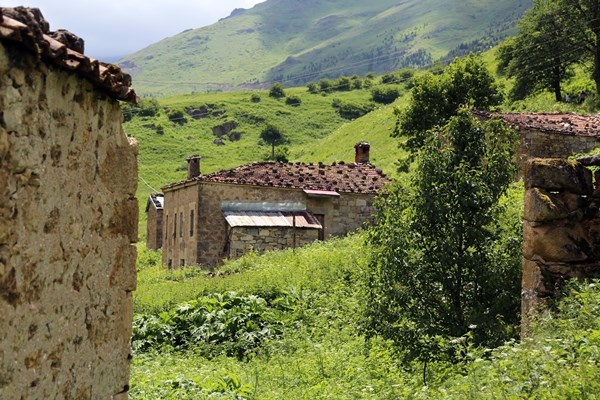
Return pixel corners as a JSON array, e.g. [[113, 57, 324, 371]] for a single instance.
[[522, 157, 600, 331], [1, 7, 138, 399]]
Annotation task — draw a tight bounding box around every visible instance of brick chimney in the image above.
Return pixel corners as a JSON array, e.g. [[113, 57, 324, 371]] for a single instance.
[[186, 155, 201, 179], [354, 142, 370, 164]]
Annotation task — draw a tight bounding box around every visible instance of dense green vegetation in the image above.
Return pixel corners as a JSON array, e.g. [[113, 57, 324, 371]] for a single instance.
[[131, 233, 600, 398], [119, 0, 532, 96]]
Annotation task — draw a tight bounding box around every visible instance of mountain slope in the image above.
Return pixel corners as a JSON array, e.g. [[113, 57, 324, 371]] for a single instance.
[[120, 0, 531, 97]]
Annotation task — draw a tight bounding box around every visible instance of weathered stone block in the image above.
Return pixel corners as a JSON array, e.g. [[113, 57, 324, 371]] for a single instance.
[[523, 188, 584, 222], [523, 221, 591, 262], [525, 158, 593, 194]]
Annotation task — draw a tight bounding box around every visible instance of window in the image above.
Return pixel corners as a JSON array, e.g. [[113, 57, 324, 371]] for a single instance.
[[179, 212, 183, 238], [190, 209, 194, 237], [168, 259, 172, 269], [180, 259, 185, 267]]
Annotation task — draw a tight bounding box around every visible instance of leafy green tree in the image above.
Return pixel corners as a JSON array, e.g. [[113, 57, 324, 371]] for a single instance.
[[268, 82, 286, 99], [371, 85, 402, 104], [561, 0, 600, 95], [365, 109, 521, 365], [395, 54, 502, 168], [497, 0, 583, 102], [260, 124, 286, 160]]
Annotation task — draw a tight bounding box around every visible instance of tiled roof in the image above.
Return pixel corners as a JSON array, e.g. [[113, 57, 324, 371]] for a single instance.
[[163, 161, 390, 194], [476, 111, 600, 137], [0, 7, 137, 103]]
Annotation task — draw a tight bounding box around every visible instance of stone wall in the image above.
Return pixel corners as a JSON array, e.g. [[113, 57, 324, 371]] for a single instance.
[[0, 38, 137, 399], [521, 158, 600, 332], [520, 129, 600, 165], [229, 227, 319, 257]]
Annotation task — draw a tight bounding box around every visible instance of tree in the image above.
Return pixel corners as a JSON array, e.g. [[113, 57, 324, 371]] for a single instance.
[[394, 54, 502, 168], [268, 82, 286, 99], [365, 109, 521, 366], [561, 0, 600, 95], [260, 124, 286, 160], [497, 0, 583, 102]]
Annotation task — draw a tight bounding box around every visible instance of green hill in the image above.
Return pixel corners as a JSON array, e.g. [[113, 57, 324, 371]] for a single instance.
[[119, 0, 532, 97]]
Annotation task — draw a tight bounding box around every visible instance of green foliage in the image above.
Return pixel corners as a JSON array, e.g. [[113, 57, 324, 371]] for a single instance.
[[365, 110, 521, 364], [371, 85, 402, 104], [497, 0, 583, 102], [396, 54, 503, 168], [260, 123, 287, 160], [250, 93, 261, 103], [335, 100, 375, 120], [285, 95, 302, 106], [268, 83, 286, 99], [132, 292, 282, 359], [167, 109, 187, 125]]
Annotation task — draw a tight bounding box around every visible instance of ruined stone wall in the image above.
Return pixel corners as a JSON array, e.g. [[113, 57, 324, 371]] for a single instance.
[[0, 40, 137, 399], [520, 129, 600, 163], [522, 158, 600, 331], [229, 227, 319, 257]]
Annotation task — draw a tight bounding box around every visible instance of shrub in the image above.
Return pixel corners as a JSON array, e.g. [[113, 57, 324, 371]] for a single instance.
[[307, 82, 319, 94], [285, 95, 302, 106], [336, 101, 375, 119], [250, 93, 261, 103], [168, 110, 187, 125], [371, 85, 402, 104], [269, 82, 286, 99]]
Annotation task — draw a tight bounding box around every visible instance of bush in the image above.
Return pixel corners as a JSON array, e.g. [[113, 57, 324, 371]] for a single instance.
[[250, 93, 261, 103], [168, 110, 187, 125], [371, 85, 402, 104], [269, 82, 286, 99], [336, 101, 375, 119], [307, 82, 319, 94], [285, 95, 302, 106]]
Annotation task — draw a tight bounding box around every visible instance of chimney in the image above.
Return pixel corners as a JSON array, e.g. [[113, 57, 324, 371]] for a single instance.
[[186, 155, 201, 179], [354, 142, 370, 164]]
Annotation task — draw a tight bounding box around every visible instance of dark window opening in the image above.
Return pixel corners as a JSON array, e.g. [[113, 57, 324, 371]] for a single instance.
[[179, 212, 183, 238], [315, 214, 325, 241], [190, 210, 194, 237]]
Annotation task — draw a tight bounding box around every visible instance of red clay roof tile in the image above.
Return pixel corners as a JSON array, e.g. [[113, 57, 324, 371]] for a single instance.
[[0, 7, 137, 103], [476, 111, 600, 137], [163, 161, 390, 194]]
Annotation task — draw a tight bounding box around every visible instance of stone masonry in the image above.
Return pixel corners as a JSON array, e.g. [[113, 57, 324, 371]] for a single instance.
[[522, 158, 600, 332], [0, 8, 138, 400]]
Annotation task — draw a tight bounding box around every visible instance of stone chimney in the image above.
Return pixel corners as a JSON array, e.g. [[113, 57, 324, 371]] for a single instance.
[[354, 142, 370, 164], [186, 155, 201, 179]]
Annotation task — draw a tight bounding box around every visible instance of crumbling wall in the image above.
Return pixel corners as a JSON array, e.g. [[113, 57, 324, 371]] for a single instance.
[[521, 158, 600, 331], [0, 36, 137, 399]]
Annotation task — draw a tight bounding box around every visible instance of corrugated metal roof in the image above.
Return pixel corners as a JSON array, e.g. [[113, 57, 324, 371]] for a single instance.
[[223, 211, 321, 229], [221, 201, 305, 212]]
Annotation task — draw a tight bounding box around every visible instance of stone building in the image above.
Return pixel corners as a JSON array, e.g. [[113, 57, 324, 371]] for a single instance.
[[157, 142, 390, 267], [1, 7, 137, 400], [522, 157, 600, 332], [476, 111, 600, 165], [145, 193, 164, 250]]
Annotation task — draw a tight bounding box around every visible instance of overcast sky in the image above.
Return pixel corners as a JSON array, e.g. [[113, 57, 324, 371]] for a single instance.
[[3, 1, 266, 59]]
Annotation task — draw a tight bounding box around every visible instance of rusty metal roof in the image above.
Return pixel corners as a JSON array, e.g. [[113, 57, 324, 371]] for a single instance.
[[163, 161, 390, 194], [223, 211, 322, 229], [0, 7, 137, 103], [475, 111, 600, 137]]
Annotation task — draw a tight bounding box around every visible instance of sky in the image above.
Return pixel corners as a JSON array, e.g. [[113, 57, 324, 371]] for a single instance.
[[3, 0, 266, 59]]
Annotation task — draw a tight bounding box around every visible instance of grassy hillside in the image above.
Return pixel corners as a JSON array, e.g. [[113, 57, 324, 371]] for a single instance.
[[120, 0, 532, 96]]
